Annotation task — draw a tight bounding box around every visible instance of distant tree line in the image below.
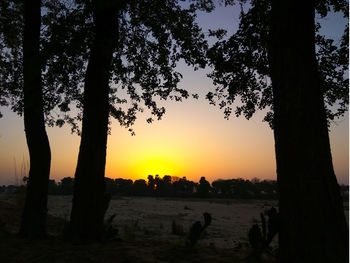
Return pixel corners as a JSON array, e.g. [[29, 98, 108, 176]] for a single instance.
[[2, 175, 347, 201]]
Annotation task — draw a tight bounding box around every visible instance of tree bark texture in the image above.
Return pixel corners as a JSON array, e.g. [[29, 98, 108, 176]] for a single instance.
[[69, 0, 120, 240], [20, 0, 51, 238], [269, 0, 348, 262]]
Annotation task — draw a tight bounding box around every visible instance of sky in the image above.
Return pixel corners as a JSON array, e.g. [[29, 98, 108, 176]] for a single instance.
[[0, 4, 348, 186]]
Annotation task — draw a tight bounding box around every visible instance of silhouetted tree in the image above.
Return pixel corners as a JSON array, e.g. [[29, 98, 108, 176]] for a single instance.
[[0, 0, 91, 237], [0, 0, 23, 116], [69, 0, 123, 241], [156, 175, 172, 196], [70, 0, 211, 240], [207, 0, 348, 261], [212, 178, 277, 199], [147, 175, 156, 194], [153, 174, 162, 195], [258, 180, 277, 199], [1, 0, 211, 239], [0, 0, 92, 127], [197, 176, 211, 197], [270, 2, 348, 260], [48, 179, 59, 195], [172, 176, 196, 197], [105, 177, 118, 195], [212, 179, 231, 196], [115, 178, 133, 195], [133, 179, 148, 195], [59, 177, 74, 195], [19, 0, 52, 238]]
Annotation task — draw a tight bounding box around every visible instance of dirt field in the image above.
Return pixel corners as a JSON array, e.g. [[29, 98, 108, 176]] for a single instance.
[[0, 195, 282, 262], [0, 194, 348, 262], [43, 195, 279, 248]]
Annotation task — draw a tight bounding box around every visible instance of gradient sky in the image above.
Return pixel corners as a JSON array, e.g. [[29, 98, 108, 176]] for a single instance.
[[0, 4, 348, 185]]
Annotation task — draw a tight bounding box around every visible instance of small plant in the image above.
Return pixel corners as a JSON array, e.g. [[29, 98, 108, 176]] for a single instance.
[[188, 212, 212, 247], [247, 207, 279, 259]]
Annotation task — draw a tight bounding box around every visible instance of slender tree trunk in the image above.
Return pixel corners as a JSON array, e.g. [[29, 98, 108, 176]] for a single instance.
[[20, 0, 51, 238], [269, 0, 348, 262], [69, 0, 120, 240]]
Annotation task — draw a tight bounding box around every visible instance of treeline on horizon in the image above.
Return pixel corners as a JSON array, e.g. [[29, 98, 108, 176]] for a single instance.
[[2, 175, 349, 200]]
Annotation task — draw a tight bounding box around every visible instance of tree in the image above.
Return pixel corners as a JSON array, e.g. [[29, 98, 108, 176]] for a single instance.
[[115, 178, 133, 194], [207, 0, 348, 261], [147, 175, 156, 194], [19, 0, 52, 238], [0, 0, 90, 125], [59, 177, 74, 195], [68, 0, 122, 241], [269, 1, 348, 261], [69, 0, 211, 240], [172, 176, 196, 196], [48, 179, 59, 194], [133, 179, 148, 195], [197, 176, 211, 197], [0, 0, 91, 237], [104, 177, 118, 195], [0, 0, 208, 240]]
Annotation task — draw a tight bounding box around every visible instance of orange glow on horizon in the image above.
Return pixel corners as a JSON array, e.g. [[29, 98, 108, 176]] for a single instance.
[[130, 157, 181, 179], [104, 105, 279, 183], [0, 4, 348, 187], [0, 98, 348, 186]]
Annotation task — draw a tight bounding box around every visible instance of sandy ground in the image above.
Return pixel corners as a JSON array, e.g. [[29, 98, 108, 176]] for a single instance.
[[0, 194, 347, 262], [46, 196, 279, 248], [2, 194, 347, 263], [0, 197, 254, 263], [1, 194, 348, 249]]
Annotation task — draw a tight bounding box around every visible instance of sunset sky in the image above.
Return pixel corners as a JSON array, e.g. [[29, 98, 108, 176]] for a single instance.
[[0, 4, 348, 185]]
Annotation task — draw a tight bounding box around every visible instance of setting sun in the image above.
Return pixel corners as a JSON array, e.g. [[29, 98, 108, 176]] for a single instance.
[[131, 157, 180, 179]]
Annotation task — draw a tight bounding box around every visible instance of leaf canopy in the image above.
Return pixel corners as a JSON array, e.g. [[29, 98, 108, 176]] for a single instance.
[[206, 0, 348, 127], [0, 0, 211, 133]]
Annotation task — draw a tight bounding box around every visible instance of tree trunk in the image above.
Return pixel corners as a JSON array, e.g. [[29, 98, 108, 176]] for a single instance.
[[269, 0, 348, 262], [20, 0, 51, 238], [69, 0, 120, 241]]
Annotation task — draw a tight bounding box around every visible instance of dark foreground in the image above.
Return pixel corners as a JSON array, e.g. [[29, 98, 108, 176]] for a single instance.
[[0, 200, 277, 263]]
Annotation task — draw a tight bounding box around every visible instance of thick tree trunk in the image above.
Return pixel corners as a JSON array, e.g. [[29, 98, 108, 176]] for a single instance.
[[20, 0, 51, 238], [269, 0, 348, 262], [69, 0, 120, 240]]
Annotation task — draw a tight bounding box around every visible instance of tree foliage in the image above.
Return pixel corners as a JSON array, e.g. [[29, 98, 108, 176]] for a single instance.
[[0, 0, 213, 133], [0, 0, 23, 118], [206, 0, 348, 127]]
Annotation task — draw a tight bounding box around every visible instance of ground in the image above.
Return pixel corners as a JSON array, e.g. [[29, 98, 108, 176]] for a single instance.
[[46, 195, 280, 248], [6, 193, 345, 262]]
